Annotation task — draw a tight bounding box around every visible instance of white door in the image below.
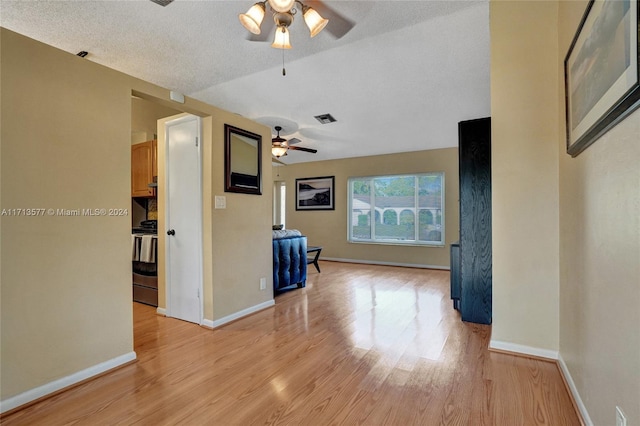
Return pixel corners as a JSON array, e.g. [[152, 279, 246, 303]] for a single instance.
[[165, 115, 203, 324]]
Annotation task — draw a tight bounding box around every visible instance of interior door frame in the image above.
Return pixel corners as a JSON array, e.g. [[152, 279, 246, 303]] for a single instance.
[[164, 114, 204, 324]]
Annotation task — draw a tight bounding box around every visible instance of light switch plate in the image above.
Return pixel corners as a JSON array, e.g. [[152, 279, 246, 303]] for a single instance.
[[214, 196, 226, 209]]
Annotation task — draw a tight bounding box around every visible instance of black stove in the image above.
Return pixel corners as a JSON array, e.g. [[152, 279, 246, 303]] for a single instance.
[[132, 228, 157, 234], [132, 219, 157, 235]]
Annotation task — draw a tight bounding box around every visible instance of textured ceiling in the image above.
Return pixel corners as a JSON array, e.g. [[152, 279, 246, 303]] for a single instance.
[[1, 0, 490, 164]]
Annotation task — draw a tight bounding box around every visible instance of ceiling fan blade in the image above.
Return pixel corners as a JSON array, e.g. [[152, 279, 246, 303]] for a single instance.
[[307, 1, 355, 39], [287, 137, 303, 145], [246, 15, 274, 42], [289, 146, 317, 154]]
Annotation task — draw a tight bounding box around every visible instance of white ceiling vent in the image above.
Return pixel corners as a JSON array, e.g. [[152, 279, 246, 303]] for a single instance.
[[314, 113, 337, 124]]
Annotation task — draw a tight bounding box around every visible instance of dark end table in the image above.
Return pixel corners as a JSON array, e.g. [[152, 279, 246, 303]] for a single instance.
[[306, 246, 322, 273]]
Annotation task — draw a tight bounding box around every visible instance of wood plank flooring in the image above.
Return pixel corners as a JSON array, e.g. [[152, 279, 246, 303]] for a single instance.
[[2, 262, 580, 425]]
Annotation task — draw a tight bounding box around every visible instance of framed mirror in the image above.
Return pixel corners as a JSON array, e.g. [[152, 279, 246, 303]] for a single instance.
[[224, 124, 262, 195]]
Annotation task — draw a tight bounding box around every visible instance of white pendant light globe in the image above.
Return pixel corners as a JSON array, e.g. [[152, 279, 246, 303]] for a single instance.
[[268, 0, 295, 13], [239, 3, 266, 35], [303, 7, 328, 37], [272, 146, 288, 158], [271, 26, 292, 49]]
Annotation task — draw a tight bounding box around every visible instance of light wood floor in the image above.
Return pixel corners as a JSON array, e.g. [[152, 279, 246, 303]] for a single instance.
[[3, 262, 580, 425]]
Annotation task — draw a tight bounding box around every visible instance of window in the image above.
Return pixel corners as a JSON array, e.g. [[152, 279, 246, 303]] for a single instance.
[[348, 173, 444, 246], [273, 181, 286, 228]]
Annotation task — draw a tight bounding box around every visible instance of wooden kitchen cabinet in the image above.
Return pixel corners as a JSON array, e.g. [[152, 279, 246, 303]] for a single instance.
[[131, 140, 157, 197]]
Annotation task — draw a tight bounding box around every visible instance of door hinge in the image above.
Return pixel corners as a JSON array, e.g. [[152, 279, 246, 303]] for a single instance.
[[195, 137, 199, 147]]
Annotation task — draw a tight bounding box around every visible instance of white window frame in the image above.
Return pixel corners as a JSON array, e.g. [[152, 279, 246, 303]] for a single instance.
[[347, 173, 445, 247], [273, 180, 286, 228]]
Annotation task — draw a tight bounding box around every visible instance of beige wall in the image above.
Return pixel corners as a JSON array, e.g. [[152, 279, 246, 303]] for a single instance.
[[156, 112, 273, 321], [0, 28, 273, 403], [210, 114, 273, 319], [276, 148, 459, 268], [1, 28, 134, 400], [490, 0, 560, 351], [491, 1, 640, 424], [131, 97, 180, 144], [557, 2, 640, 425]]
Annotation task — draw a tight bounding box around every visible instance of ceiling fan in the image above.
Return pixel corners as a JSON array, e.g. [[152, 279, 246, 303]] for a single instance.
[[240, 0, 355, 46], [272, 126, 317, 158]]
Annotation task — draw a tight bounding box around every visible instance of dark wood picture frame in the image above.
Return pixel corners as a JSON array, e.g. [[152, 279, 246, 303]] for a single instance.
[[295, 176, 335, 211], [224, 124, 262, 195], [564, 0, 640, 157]]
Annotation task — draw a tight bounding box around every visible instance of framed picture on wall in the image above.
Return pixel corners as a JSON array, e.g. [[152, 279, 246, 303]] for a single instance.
[[295, 176, 335, 211], [564, 0, 640, 157]]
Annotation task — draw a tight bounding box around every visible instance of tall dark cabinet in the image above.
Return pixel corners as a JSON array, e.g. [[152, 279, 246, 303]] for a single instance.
[[451, 117, 492, 324]]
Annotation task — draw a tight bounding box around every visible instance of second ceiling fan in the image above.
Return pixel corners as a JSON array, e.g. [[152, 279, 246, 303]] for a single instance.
[[272, 126, 317, 158]]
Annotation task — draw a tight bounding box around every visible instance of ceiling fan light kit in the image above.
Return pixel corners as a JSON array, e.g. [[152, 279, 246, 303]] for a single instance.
[[238, 2, 266, 35], [268, 0, 296, 13], [271, 26, 292, 49], [301, 4, 328, 38], [272, 126, 289, 158], [239, 0, 329, 46], [271, 125, 317, 158], [272, 146, 289, 158]]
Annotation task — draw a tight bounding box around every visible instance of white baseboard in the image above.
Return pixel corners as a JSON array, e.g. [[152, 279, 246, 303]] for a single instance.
[[489, 339, 559, 360], [201, 318, 215, 329], [207, 300, 275, 329], [321, 257, 450, 271], [0, 351, 136, 414], [558, 354, 593, 426], [156, 307, 166, 316]]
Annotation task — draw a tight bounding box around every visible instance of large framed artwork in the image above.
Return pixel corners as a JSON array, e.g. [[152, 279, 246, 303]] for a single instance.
[[295, 176, 335, 211], [564, 0, 640, 157]]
